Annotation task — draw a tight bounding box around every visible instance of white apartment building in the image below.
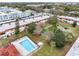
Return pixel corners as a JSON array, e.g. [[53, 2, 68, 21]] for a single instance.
[[58, 16, 79, 25], [0, 7, 52, 39]]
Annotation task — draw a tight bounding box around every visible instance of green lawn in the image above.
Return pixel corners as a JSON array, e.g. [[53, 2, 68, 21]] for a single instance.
[[33, 22, 79, 56], [33, 41, 73, 56], [59, 22, 79, 37], [0, 21, 78, 56], [0, 31, 27, 47]]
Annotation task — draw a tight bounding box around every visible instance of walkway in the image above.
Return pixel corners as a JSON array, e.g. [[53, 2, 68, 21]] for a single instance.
[[66, 37, 79, 56]]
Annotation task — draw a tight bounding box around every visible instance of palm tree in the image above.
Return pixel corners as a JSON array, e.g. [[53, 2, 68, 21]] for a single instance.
[[15, 17, 20, 36], [27, 22, 36, 34], [48, 15, 58, 32], [72, 21, 77, 27]]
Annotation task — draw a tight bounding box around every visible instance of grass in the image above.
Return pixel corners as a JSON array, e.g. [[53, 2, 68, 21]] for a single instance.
[[0, 21, 78, 56], [0, 22, 49, 47], [59, 22, 79, 37], [33, 22, 79, 56], [0, 31, 27, 47], [74, 27, 79, 36], [33, 42, 73, 56]]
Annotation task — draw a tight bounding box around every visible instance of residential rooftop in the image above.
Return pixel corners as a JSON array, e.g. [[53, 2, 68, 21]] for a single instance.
[[58, 16, 79, 22], [66, 37, 79, 56]]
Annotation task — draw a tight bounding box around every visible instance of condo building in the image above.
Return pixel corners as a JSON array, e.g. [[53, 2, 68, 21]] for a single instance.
[[0, 7, 52, 39], [58, 16, 79, 25]]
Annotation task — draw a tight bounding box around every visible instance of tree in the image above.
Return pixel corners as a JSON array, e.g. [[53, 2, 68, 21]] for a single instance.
[[27, 22, 36, 34], [72, 21, 77, 27], [48, 15, 58, 32], [53, 29, 66, 48], [30, 13, 34, 16], [66, 33, 74, 43], [15, 18, 20, 35], [34, 23, 43, 36], [48, 16, 58, 25], [64, 6, 70, 11]]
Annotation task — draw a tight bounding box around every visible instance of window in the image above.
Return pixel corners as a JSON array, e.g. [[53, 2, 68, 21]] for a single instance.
[[0, 24, 2, 27], [9, 22, 11, 25], [23, 20, 25, 22]]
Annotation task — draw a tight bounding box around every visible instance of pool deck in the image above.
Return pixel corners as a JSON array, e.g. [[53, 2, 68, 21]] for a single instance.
[[11, 36, 39, 56]]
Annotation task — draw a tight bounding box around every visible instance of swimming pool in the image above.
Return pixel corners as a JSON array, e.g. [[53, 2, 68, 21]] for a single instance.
[[20, 39, 35, 52], [11, 36, 38, 56]]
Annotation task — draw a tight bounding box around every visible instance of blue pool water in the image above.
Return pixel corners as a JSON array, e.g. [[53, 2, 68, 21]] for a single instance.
[[20, 39, 35, 52]]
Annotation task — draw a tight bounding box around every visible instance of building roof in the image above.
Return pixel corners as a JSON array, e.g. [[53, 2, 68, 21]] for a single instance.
[[25, 9, 36, 13], [0, 44, 20, 56], [58, 16, 79, 22], [43, 8, 50, 12], [66, 37, 79, 56], [27, 4, 45, 7], [0, 7, 31, 21]]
